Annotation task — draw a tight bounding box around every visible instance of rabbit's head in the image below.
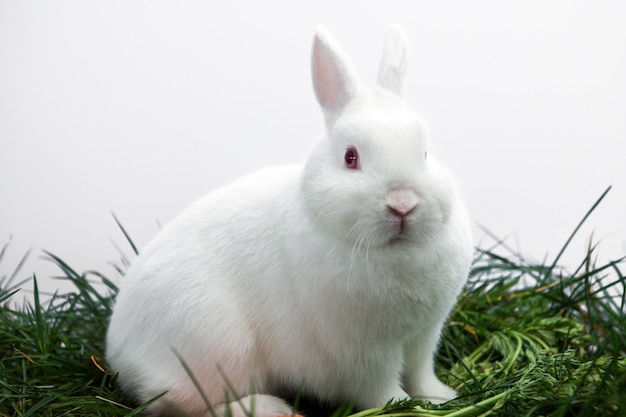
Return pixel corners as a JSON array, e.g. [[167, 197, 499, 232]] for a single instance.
[[302, 25, 456, 248]]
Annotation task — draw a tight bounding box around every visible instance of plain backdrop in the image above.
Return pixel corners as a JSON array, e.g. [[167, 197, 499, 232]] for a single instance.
[[1, 1, 625, 300]]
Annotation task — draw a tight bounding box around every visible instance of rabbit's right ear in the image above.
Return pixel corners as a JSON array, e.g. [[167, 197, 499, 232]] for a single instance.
[[377, 24, 409, 97], [312, 26, 361, 128]]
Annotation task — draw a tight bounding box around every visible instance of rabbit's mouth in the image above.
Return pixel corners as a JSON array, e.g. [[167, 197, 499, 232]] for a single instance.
[[398, 216, 411, 234], [385, 215, 436, 246], [386, 208, 416, 237], [387, 220, 413, 243]]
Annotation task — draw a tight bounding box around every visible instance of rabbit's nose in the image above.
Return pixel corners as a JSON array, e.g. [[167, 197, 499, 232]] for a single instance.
[[386, 189, 418, 218]]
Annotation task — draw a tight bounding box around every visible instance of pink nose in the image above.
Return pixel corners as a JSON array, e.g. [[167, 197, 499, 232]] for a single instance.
[[386, 189, 418, 218]]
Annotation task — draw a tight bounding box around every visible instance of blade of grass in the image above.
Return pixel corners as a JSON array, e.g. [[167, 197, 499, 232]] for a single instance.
[[548, 185, 611, 271], [111, 212, 139, 256]]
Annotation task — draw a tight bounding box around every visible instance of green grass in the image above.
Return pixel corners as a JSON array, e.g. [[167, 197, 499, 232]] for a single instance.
[[1, 187, 624, 417]]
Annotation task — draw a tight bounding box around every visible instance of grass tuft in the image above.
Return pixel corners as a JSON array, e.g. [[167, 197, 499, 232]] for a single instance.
[[1, 190, 624, 416]]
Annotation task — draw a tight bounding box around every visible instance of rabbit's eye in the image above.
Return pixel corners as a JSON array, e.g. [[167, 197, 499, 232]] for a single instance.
[[344, 147, 360, 170], [424, 150, 428, 159]]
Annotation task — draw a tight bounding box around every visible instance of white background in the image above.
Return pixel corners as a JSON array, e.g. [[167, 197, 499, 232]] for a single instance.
[[1, 1, 625, 300]]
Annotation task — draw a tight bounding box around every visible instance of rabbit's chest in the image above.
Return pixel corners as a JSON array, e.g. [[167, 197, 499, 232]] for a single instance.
[[295, 255, 457, 339], [339, 272, 451, 336]]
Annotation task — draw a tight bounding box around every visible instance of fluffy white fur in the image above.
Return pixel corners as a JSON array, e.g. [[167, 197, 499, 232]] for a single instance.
[[106, 25, 473, 417]]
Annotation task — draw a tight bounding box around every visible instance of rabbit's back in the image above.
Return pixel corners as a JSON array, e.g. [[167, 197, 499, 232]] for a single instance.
[[105, 164, 303, 405]]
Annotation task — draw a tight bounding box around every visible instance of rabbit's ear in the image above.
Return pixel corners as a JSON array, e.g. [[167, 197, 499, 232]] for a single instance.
[[377, 24, 409, 97], [312, 26, 361, 127]]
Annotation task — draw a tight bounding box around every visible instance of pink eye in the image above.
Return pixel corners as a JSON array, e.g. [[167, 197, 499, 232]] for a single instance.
[[344, 147, 360, 169]]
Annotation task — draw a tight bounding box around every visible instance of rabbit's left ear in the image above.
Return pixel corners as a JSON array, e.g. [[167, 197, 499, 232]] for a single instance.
[[312, 25, 361, 128], [377, 24, 410, 97]]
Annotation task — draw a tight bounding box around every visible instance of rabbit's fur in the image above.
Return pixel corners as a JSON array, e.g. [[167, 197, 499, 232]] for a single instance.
[[106, 25, 473, 417]]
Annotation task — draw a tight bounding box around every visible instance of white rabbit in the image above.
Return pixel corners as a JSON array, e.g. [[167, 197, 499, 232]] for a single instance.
[[106, 24, 473, 417]]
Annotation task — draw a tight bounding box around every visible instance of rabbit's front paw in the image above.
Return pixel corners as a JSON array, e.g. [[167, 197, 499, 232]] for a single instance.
[[407, 375, 457, 404]]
